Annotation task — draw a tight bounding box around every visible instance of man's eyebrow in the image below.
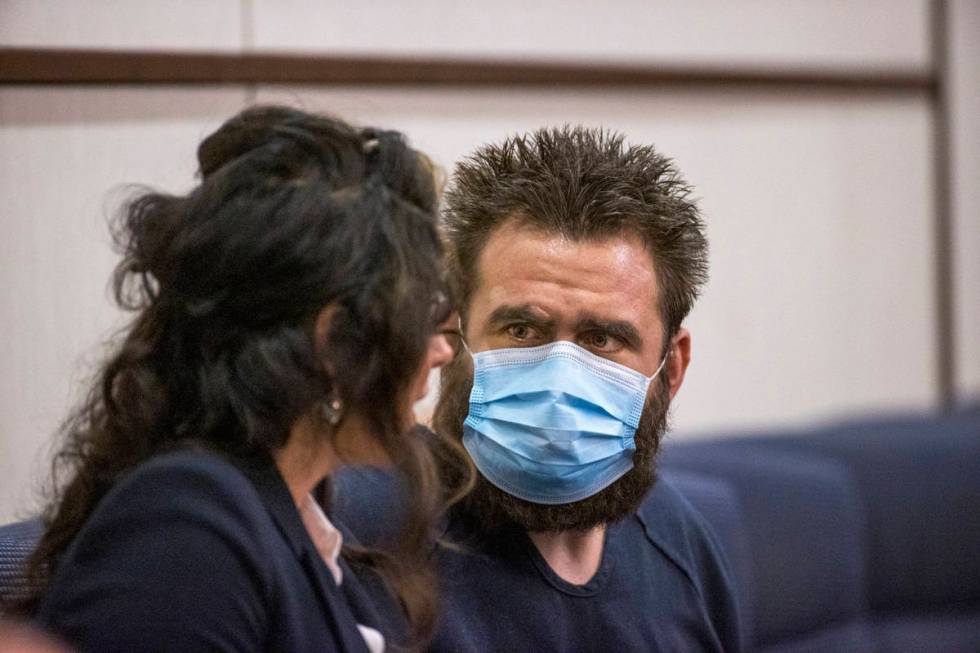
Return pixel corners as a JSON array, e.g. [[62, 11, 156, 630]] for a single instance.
[[485, 304, 554, 329], [575, 316, 643, 350]]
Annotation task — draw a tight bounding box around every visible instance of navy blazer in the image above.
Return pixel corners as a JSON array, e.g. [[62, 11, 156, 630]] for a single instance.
[[35, 450, 375, 653]]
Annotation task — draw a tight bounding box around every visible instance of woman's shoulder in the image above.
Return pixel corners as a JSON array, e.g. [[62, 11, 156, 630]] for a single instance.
[[36, 449, 283, 649], [127, 445, 237, 480], [70, 448, 281, 565], [119, 447, 254, 491]]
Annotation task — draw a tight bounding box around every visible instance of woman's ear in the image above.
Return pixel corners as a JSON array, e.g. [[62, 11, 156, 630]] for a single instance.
[[312, 304, 345, 429], [313, 304, 339, 361]]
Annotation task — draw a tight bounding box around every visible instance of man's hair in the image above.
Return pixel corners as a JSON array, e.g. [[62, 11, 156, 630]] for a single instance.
[[443, 125, 708, 336]]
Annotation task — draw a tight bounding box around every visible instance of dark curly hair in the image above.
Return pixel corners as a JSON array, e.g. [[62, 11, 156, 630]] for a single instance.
[[14, 105, 468, 646], [442, 125, 708, 337]]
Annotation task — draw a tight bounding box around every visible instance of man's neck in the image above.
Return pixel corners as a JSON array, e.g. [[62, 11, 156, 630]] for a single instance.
[[527, 525, 607, 585]]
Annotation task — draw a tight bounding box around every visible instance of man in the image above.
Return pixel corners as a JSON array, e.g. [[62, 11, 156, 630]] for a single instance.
[[427, 126, 741, 652]]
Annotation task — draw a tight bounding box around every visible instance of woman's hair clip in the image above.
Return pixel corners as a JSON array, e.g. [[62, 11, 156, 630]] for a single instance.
[[362, 138, 380, 154]]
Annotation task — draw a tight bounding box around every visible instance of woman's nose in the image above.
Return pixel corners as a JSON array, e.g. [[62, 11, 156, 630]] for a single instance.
[[428, 333, 455, 369]]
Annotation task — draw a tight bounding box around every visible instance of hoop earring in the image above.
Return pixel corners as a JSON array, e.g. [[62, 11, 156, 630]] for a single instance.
[[318, 396, 345, 427]]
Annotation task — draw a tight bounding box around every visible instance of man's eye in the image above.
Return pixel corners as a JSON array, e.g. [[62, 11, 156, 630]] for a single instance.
[[507, 324, 533, 340], [584, 332, 619, 352], [590, 333, 608, 348]]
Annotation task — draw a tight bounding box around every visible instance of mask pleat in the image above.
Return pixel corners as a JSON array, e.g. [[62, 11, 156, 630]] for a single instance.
[[463, 425, 636, 505]]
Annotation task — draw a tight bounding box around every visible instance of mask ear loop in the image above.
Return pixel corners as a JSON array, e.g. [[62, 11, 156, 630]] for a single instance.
[[649, 349, 670, 381], [458, 315, 473, 357]]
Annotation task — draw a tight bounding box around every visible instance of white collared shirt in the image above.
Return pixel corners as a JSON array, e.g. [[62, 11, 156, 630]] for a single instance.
[[299, 494, 386, 653]]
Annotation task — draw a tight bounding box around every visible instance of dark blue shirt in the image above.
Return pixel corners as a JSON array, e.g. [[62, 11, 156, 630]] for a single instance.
[[330, 458, 742, 652], [429, 476, 742, 652]]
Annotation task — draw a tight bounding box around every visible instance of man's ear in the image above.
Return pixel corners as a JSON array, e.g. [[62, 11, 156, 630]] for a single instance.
[[667, 327, 692, 400]]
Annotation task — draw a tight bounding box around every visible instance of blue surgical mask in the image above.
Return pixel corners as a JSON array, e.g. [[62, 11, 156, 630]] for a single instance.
[[462, 341, 667, 505]]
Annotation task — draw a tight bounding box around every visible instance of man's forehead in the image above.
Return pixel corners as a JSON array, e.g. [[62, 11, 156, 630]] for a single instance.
[[468, 218, 662, 331], [482, 216, 646, 250], [473, 218, 659, 296]]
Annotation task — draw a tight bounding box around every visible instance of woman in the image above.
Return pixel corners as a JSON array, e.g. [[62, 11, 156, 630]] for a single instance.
[[17, 106, 469, 651]]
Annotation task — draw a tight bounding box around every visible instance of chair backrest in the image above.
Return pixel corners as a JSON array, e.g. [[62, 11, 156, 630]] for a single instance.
[[660, 404, 980, 653], [0, 518, 43, 612]]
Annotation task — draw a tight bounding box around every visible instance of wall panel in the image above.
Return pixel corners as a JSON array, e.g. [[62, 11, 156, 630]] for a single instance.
[[950, 0, 980, 401], [0, 0, 243, 51], [0, 87, 248, 523], [252, 0, 929, 70]]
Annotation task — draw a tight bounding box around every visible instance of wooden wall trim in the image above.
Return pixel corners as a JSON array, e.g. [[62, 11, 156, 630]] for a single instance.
[[0, 47, 936, 92]]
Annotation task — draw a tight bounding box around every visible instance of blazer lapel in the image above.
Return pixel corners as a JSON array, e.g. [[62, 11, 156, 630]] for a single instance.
[[238, 453, 372, 653]]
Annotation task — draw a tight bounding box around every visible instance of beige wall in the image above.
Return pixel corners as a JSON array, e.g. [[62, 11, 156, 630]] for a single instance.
[[256, 85, 938, 435], [0, 0, 244, 50], [1, 0, 976, 522], [249, 0, 929, 67], [950, 0, 980, 400]]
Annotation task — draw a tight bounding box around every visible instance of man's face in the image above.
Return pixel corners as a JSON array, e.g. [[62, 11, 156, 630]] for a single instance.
[[438, 217, 691, 533], [466, 219, 668, 377]]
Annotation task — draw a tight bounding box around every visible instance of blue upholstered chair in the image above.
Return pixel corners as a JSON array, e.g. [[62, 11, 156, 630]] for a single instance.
[[0, 518, 42, 611]]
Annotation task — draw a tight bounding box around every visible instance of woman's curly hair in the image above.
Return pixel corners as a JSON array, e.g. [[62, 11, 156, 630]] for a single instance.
[[14, 105, 470, 647]]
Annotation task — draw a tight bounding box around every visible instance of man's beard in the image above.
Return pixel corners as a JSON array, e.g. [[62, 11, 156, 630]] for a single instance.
[[432, 357, 671, 534]]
